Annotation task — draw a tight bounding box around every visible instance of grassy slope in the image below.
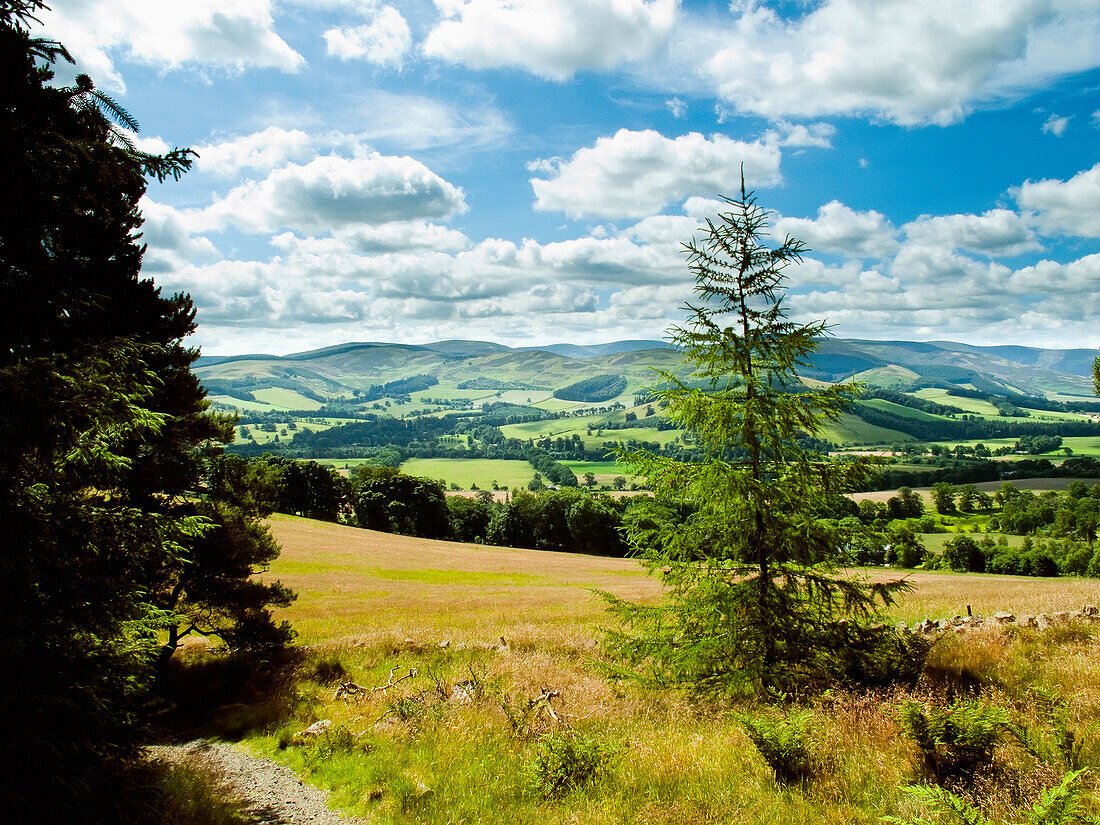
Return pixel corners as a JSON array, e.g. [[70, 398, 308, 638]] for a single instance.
[[240, 515, 1100, 825]]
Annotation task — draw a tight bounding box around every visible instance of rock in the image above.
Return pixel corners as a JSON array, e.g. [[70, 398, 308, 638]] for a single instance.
[[894, 622, 909, 633], [1036, 614, 1052, 630], [1053, 612, 1071, 624], [995, 612, 1016, 623], [438, 640, 450, 649], [1020, 615, 1037, 628], [1083, 604, 1098, 617], [300, 719, 332, 737]]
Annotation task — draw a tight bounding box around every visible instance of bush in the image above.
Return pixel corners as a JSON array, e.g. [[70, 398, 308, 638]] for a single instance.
[[897, 701, 1009, 785], [737, 710, 818, 783], [527, 732, 618, 798]]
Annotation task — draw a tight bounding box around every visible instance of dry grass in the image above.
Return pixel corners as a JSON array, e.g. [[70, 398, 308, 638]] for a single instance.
[[245, 515, 1100, 825], [865, 570, 1100, 626], [265, 515, 661, 646]]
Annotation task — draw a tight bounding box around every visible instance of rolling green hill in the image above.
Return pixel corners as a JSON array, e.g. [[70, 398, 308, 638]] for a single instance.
[[196, 338, 1099, 448]]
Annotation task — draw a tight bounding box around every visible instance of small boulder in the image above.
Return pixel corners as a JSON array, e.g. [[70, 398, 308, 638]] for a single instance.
[[995, 612, 1016, 623], [300, 719, 332, 737]]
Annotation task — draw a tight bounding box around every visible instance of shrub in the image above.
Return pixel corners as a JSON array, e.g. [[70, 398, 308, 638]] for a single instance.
[[737, 710, 818, 783], [890, 767, 1089, 825], [527, 732, 618, 798], [897, 701, 1010, 785]]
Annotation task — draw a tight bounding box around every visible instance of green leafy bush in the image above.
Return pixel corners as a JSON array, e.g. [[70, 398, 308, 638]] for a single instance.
[[897, 701, 1010, 785], [738, 710, 818, 783], [527, 732, 618, 798]]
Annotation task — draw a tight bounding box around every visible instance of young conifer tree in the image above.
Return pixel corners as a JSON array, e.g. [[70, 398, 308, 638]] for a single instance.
[[604, 175, 910, 697]]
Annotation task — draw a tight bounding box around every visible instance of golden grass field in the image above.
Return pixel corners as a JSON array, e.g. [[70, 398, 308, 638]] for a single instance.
[[233, 515, 1100, 825], [265, 515, 1100, 642]]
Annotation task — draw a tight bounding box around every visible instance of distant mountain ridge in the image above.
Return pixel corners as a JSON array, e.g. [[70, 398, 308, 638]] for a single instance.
[[194, 338, 1098, 406]]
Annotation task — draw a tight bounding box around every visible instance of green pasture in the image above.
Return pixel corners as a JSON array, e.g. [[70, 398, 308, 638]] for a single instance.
[[498, 417, 594, 441], [822, 412, 913, 445], [234, 419, 337, 446], [918, 435, 1100, 457], [911, 388, 1002, 416], [251, 387, 325, 410], [560, 460, 635, 483], [862, 398, 949, 422], [400, 457, 535, 489], [209, 394, 272, 412], [910, 388, 1094, 423]]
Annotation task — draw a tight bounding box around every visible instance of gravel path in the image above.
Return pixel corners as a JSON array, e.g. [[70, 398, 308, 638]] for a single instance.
[[148, 740, 366, 825]]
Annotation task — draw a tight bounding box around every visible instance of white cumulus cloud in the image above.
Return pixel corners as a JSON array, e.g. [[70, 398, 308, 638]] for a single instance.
[[1013, 162, 1100, 237], [199, 154, 468, 234], [37, 0, 304, 92], [1042, 114, 1071, 136], [774, 202, 897, 258], [529, 129, 784, 220], [194, 127, 316, 177], [423, 0, 679, 80], [701, 0, 1100, 126], [902, 209, 1040, 257], [324, 5, 412, 67]]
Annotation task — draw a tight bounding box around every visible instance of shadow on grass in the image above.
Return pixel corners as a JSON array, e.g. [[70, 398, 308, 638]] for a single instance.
[[152, 644, 306, 742]]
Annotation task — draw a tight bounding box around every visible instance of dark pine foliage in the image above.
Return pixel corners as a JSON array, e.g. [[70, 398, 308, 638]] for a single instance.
[[604, 177, 913, 697], [0, 4, 292, 820]]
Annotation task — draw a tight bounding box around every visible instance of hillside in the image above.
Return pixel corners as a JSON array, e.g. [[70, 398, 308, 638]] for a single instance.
[[196, 337, 1096, 407], [197, 338, 1100, 450]]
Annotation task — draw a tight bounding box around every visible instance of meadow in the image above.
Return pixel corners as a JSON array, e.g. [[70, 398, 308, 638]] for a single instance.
[[204, 515, 1100, 825], [399, 458, 537, 490]]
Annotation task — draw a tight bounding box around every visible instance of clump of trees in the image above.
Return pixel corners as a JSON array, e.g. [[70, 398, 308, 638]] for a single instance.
[[603, 178, 914, 697], [553, 373, 628, 402], [0, 5, 292, 819]]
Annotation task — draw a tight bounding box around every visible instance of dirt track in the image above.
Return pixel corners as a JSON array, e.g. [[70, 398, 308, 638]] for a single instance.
[[148, 740, 364, 825]]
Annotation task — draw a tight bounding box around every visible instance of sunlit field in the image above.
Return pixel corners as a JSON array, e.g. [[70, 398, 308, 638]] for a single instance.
[[229, 516, 1100, 825], [399, 458, 537, 490], [265, 515, 1100, 643]]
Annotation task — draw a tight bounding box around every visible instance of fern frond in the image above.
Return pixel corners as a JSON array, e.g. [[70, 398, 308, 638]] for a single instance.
[[1028, 769, 1086, 825]]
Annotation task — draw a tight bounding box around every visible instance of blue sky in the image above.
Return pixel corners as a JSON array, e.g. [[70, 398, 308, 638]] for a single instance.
[[36, 0, 1100, 355]]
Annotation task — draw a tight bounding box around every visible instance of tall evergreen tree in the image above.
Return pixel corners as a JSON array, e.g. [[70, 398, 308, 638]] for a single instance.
[[0, 3, 291, 819], [604, 177, 909, 697]]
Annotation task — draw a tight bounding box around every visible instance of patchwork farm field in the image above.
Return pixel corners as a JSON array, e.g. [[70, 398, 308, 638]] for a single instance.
[[399, 458, 536, 490], [221, 516, 1100, 825]]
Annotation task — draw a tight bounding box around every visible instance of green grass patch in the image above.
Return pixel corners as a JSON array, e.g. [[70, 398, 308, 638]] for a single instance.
[[560, 460, 634, 480], [862, 399, 951, 422], [911, 388, 1002, 417], [400, 458, 534, 489], [823, 412, 913, 445]]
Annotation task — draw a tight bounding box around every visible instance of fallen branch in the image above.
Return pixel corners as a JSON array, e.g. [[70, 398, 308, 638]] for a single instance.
[[371, 665, 418, 695], [333, 680, 367, 702]]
